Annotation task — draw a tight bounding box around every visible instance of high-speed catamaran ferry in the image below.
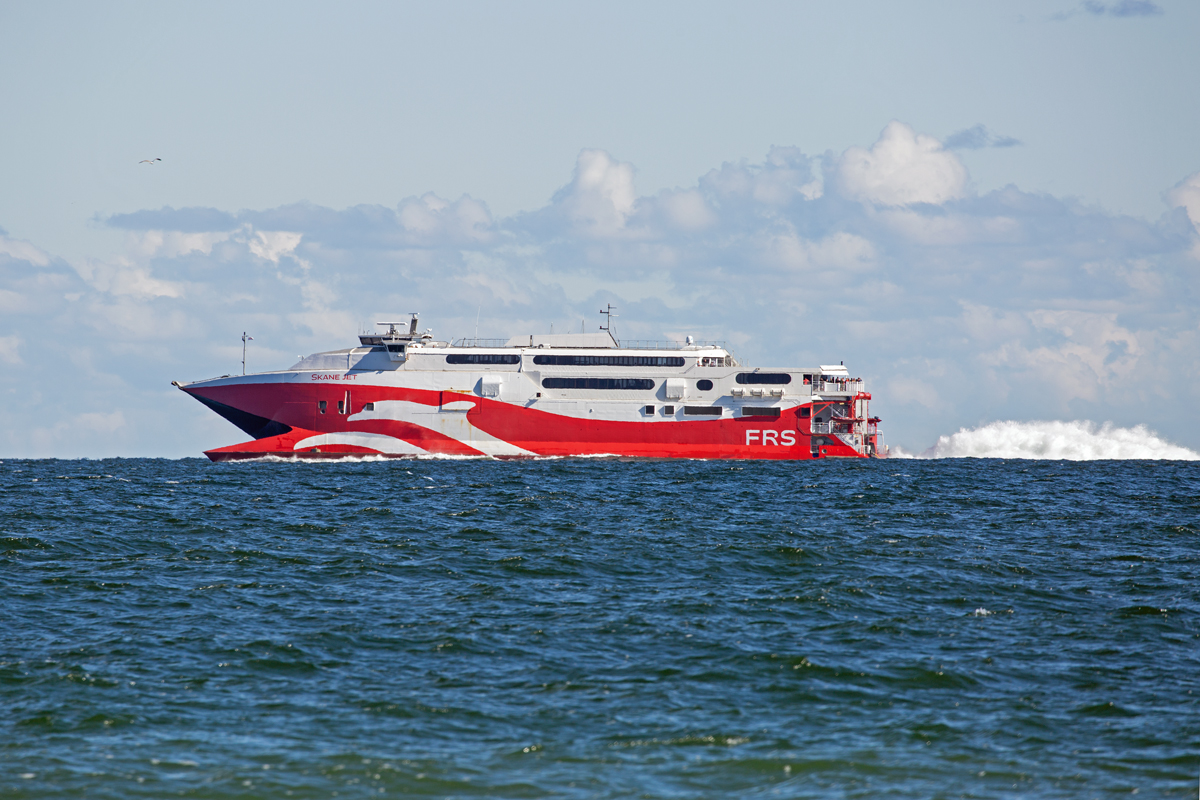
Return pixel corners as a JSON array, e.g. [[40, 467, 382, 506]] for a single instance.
[[176, 312, 885, 461]]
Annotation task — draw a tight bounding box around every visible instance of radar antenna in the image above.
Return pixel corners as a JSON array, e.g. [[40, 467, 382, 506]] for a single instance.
[[373, 313, 421, 337]]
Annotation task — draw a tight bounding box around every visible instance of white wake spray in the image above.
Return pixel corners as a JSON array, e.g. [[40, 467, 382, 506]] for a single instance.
[[906, 420, 1199, 461]]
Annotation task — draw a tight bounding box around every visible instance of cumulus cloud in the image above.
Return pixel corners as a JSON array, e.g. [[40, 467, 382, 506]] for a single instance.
[[543, 149, 639, 238], [0, 335, 23, 365], [3, 124, 1199, 456], [835, 121, 968, 207], [1052, 0, 1164, 19], [979, 310, 1142, 405], [943, 124, 1022, 150], [699, 146, 821, 206], [248, 230, 304, 263], [1083, 0, 1163, 17], [105, 194, 497, 250], [1167, 171, 1200, 230]]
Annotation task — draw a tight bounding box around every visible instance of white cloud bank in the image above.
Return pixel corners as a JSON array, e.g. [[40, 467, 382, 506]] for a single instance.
[[836, 121, 968, 206], [2, 121, 1199, 457]]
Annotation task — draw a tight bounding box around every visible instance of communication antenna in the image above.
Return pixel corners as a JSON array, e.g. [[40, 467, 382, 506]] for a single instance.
[[241, 332, 254, 375], [599, 303, 618, 345]]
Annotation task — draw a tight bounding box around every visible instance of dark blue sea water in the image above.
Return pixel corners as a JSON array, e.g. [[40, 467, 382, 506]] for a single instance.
[[2, 457, 1199, 799]]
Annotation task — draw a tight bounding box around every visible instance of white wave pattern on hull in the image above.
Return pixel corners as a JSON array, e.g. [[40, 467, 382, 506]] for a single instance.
[[914, 420, 1200, 461]]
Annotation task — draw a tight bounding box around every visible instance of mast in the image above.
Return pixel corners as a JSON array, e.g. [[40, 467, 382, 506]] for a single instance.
[[241, 332, 253, 375], [599, 304, 618, 346]]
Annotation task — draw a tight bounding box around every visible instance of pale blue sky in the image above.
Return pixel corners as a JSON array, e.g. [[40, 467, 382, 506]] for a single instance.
[[2, 0, 1199, 457], [3, 1, 1197, 257]]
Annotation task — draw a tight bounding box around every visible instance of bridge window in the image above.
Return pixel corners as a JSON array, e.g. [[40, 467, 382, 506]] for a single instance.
[[446, 354, 520, 365], [736, 372, 791, 385], [541, 377, 655, 390], [696, 379, 713, 391], [533, 354, 685, 367], [684, 406, 724, 416], [742, 407, 781, 417]]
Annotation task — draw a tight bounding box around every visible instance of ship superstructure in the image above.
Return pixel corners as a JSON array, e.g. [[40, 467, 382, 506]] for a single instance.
[[176, 314, 884, 461]]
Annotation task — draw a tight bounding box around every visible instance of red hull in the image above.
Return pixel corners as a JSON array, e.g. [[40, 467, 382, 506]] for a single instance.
[[187, 383, 872, 462]]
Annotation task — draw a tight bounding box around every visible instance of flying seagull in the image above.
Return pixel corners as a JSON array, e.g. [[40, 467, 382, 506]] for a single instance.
[[138, 158, 162, 164]]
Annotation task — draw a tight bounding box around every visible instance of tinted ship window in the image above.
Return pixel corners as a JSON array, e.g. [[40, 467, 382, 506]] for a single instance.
[[446, 354, 520, 365], [742, 407, 781, 417], [542, 378, 655, 390], [684, 406, 724, 416], [534, 355, 685, 367], [696, 379, 713, 391], [736, 372, 791, 385]]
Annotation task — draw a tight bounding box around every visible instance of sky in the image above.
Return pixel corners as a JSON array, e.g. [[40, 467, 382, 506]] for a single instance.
[[1, 0, 1198, 458]]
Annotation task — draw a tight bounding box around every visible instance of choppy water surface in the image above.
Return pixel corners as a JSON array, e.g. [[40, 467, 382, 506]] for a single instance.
[[2, 457, 1199, 799]]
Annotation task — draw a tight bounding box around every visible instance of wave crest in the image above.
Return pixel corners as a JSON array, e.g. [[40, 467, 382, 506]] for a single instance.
[[909, 420, 1199, 461]]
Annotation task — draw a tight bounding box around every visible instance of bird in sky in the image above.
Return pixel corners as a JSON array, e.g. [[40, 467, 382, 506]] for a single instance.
[[138, 158, 162, 164]]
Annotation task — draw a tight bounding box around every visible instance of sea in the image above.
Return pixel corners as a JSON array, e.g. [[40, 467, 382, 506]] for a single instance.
[[3, 453, 1199, 799]]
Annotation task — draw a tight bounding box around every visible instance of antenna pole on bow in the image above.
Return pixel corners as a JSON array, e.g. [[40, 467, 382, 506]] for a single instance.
[[241, 332, 253, 375]]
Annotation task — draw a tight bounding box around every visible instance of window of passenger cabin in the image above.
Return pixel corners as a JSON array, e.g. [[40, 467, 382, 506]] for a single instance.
[[696, 379, 713, 391], [742, 407, 781, 417], [541, 377, 656, 390], [644, 405, 654, 414], [662, 405, 675, 415], [736, 372, 791, 385], [446, 354, 520, 365], [533, 355, 685, 367], [318, 400, 327, 414], [684, 406, 723, 416]]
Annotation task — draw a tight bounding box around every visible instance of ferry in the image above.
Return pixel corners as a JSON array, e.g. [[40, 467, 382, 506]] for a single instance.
[[175, 311, 885, 461]]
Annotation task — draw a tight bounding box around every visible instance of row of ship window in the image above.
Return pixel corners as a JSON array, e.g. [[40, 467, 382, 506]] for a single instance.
[[318, 399, 782, 418], [541, 377, 787, 390], [642, 406, 782, 417], [445, 354, 687, 367], [444, 354, 792, 385]]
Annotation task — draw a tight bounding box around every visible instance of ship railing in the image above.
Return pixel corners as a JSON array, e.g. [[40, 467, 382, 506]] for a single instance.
[[448, 337, 734, 352], [618, 339, 729, 351], [811, 421, 879, 435], [817, 379, 865, 394]]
